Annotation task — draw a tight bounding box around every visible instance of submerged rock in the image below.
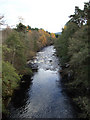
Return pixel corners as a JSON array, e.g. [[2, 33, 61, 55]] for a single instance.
[[49, 60, 52, 62]]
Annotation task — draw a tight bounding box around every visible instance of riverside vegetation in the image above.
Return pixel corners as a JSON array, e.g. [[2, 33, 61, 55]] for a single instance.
[[2, 23, 56, 116], [1, 1, 90, 119], [55, 2, 90, 118]]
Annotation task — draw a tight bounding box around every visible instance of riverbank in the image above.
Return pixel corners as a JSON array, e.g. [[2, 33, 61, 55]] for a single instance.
[[59, 65, 89, 118], [2, 23, 56, 119], [2, 44, 54, 119], [54, 4, 89, 116], [55, 43, 89, 118], [55, 45, 89, 118]]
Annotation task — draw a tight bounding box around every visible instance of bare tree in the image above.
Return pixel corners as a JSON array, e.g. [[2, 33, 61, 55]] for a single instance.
[[18, 16, 24, 23], [0, 15, 4, 25]]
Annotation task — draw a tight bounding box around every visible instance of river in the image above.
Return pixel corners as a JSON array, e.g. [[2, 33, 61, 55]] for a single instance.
[[8, 45, 77, 118]]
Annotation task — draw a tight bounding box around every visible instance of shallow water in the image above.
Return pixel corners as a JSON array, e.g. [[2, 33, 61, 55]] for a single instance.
[[9, 46, 77, 118]]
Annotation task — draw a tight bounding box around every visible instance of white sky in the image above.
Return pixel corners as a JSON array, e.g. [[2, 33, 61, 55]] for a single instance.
[[0, 0, 89, 33]]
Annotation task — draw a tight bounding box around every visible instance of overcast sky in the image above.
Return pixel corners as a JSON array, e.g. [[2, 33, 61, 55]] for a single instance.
[[0, 0, 89, 33]]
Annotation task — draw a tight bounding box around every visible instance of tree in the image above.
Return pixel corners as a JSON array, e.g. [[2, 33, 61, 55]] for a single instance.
[[55, 22, 78, 64], [0, 15, 4, 25], [2, 60, 20, 113], [69, 2, 90, 27], [26, 25, 31, 32], [16, 23, 26, 32], [4, 30, 28, 74], [84, 2, 90, 21], [39, 35, 47, 47], [69, 6, 85, 27]]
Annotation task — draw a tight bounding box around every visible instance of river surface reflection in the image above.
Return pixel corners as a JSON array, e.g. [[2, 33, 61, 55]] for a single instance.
[[9, 46, 77, 118]]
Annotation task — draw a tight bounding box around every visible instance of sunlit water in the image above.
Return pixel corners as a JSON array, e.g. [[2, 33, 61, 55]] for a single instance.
[[8, 46, 77, 118]]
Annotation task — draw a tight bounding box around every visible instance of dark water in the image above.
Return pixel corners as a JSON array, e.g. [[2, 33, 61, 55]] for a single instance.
[[8, 46, 77, 118]]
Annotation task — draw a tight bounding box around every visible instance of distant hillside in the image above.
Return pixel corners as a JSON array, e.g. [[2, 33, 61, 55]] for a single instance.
[[55, 32, 61, 35]]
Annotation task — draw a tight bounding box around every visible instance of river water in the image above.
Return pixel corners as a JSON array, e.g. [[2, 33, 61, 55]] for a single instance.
[[8, 46, 77, 118]]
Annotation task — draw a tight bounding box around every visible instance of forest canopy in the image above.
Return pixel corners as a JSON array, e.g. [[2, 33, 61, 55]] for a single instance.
[[55, 1, 89, 118]]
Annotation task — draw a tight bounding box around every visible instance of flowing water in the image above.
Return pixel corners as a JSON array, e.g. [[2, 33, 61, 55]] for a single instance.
[[8, 46, 77, 118]]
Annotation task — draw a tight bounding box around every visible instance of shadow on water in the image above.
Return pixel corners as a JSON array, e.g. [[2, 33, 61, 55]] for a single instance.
[[9, 75, 33, 108]]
